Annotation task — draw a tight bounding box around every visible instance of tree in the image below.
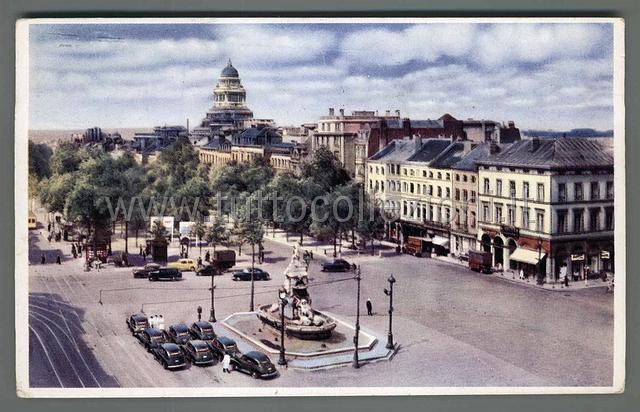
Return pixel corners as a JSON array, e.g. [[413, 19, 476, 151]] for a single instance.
[[192, 219, 207, 257], [241, 219, 265, 312], [28, 141, 53, 181], [301, 146, 351, 192], [50, 141, 86, 175], [204, 215, 228, 253], [356, 197, 386, 256], [149, 220, 167, 242]]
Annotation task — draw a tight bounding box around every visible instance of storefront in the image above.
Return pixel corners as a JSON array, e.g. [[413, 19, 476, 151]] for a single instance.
[[509, 247, 546, 278]]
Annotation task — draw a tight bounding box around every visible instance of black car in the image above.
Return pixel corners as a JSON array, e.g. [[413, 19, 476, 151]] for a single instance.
[[183, 340, 215, 366], [209, 336, 240, 361], [165, 323, 192, 345], [232, 268, 270, 281], [126, 313, 149, 335], [231, 351, 278, 379], [151, 343, 187, 370], [321, 259, 351, 272], [137, 328, 167, 352], [132, 263, 161, 278], [189, 321, 216, 341], [195, 265, 220, 276], [148, 268, 182, 281]]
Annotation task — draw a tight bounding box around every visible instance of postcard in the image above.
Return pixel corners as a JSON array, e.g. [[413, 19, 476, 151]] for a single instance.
[[15, 17, 625, 397]]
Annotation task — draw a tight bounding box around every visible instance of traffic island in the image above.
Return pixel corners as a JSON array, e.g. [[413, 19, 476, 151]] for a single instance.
[[218, 311, 396, 370]]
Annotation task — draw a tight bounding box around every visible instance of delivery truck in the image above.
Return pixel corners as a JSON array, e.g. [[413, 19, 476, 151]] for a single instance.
[[468, 250, 492, 274]]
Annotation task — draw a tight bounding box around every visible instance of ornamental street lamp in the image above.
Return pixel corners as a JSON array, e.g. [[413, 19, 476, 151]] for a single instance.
[[209, 265, 217, 322], [197, 305, 202, 322], [383, 274, 396, 350], [353, 266, 362, 369], [278, 287, 288, 366]]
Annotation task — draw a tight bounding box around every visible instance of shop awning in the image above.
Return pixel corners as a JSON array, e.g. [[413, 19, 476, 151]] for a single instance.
[[510, 247, 546, 265], [431, 235, 450, 248]]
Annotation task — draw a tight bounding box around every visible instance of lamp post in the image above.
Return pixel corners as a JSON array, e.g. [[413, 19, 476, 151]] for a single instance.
[[353, 266, 362, 369], [383, 274, 396, 350], [209, 265, 217, 322], [278, 287, 288, 366], [537, 236, 543, 285], [197, 305, 202, 322]]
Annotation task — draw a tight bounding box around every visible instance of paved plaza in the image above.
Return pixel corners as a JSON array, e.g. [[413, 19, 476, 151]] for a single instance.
[[27, 224, 614, 388]]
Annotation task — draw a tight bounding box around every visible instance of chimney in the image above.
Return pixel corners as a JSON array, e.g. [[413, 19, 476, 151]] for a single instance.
[[530, 137, 540, 152], [385, 110, 391, 116], [489, 141, 500, 155], [329, 108, 334, 116], [463, 140, 474, 154], [402, 118, 411, 137], [508, 121, 515, 129], [395, 109, 401, 117], [414, 135, 422, 153], [339, 108, 344, 116]]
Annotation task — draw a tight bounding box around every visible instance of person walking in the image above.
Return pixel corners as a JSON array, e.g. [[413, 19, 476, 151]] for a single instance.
[[56, 255, 61, 265], [41, 254, 46, 264], [197, 257, 203, 268], [142, 251, 147, 261], [366, 298, 373, 316], [205, 250, 210, 263], [222, 353, 232, 374], [519, 268, 525, 280]]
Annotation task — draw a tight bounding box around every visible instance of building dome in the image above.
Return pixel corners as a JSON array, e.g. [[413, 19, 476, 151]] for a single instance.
[[220, 59, 239, 78]]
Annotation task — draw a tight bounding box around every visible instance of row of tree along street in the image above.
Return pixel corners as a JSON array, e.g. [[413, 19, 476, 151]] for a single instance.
[[29, 137, 387, 260]]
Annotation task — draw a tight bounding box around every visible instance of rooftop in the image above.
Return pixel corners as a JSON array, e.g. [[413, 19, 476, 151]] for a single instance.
[[407, 139, 456, 163], [477, 138, 613, 170]]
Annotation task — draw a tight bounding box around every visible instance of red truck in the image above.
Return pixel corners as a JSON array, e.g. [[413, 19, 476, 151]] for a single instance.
[[404, 236, 432, 257], [468, 250, 492, 274]]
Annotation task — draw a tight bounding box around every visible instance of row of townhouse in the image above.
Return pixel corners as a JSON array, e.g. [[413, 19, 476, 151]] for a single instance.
[[365, 136, 615, 283]]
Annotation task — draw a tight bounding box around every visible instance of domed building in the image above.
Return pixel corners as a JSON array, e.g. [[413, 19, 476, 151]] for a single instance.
[[191, 60, 255, 140]]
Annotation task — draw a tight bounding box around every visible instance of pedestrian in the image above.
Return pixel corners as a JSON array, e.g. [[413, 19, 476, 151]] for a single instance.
[[47, 222, 51, 232], [205, 251, 210, 262], [197, 257, 203, 268], [222, 353, 232, 373], [47, 234, 52, 242], [56, 255, 61, 265], [41, 254, 46, 264], [71, 244, 77, 256], [310, 250, 313, 260], [519, 268, 525, 280], [139, 246, 143, 256], [142, 251, 146, 261], [564, 275, 569, 287], [78, 243, 82, 254], [366, 298, 373, 316], [72, 250, 77, 259]]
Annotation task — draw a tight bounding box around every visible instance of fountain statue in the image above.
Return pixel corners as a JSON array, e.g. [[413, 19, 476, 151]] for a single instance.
[[257, 245, 337, 339]]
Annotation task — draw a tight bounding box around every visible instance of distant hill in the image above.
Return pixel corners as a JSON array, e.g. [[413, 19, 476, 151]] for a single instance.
[[28, 128, 151, 145], [523, 128, 614, 139]]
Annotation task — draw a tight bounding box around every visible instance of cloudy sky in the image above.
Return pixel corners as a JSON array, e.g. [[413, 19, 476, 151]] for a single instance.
[[28, 21, 614, 131]]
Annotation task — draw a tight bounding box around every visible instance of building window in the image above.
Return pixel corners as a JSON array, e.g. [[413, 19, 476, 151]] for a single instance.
[[495, 205, 503, 224], [482, 203, 490, 222], [428, 185, 433, 196], [470, 211, 476, 228], [437, 206, 442, 222], [558, 183, 567, 202], [470, 191, 476, 203], [605, 207, 614, 229], [422, 170, 427, 177], [507, 207, 515, 226], [403, 201, 407, 216], [574, 182, 583, 201], [537, 183, 545, 202], [590, 208, 601, 231], [590, 181, 600, 200], [557, 210, 567, 234], [455, 189, 460, 201], [483, 178, 490, 194], [437, 172, 442, 179], [446, 173, 450, 180], [445, 208, 450, 223], [509, 181, 516, 198], [369, 180, 373, 190], [496, 179, 503, 197], [471, 176, 476, 183], [455, 174, 460, 182], [455, 208, 461, 225], [522, 208, 530, 229], [381, 182, 385, 193], [573, 209, 584, 232], [437, 186, 442, 197], [429, 205, 434, 221], [463, 175, 468, 183], [462, 189, 468, 201], [536, 211, 544, 232], [606, 181, 614, 199], [429, 171, 433, 178], [403, 168, 407, 176], [410, 183, 414, 194], [446, 188, 450, 198], [523, 182, 529, 199]]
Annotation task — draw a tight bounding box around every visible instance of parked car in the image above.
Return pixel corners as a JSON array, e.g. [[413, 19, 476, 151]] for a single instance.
[[321, 259, 351, 272], [230, 351, 278, 379], [148, 268, 182, 281], [132, 263, 161, 278], [137, 328, 167, 352], [165, 323, 192, 345], [196, 264, 220, 276], [167, 258, 197, 272], [183, 340, 215, 366], [209, 336, 240, 361], [189, 321, 216, 341], [151, 342, 187, 370], [232, 267, 271, 281], [126, 313, 150, 335]]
